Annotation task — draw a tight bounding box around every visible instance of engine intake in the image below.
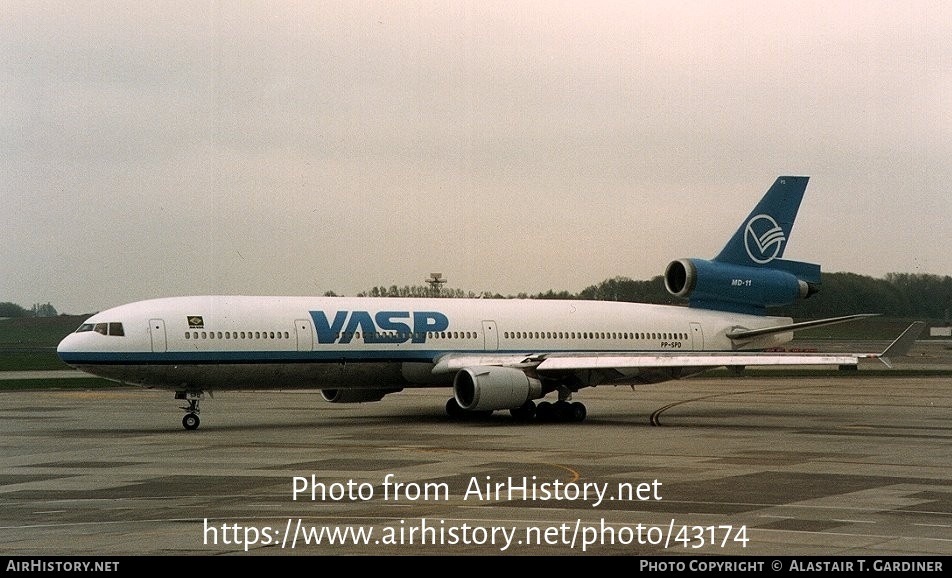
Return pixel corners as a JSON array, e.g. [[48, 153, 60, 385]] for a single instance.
[[453, 366, 543, 411]]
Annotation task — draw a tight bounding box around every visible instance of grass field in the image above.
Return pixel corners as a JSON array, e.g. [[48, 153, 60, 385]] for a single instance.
[[0, 315, 86, 370]]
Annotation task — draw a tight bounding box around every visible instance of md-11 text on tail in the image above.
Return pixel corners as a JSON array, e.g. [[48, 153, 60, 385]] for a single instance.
[[57, 177, 917, 429]]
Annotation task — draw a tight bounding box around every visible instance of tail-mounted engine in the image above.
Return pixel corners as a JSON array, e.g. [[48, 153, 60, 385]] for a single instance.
[[664, 258, 819, 315]]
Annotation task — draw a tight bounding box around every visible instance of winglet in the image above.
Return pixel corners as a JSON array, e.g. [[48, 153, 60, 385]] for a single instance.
[[873, 321, 926, 368]]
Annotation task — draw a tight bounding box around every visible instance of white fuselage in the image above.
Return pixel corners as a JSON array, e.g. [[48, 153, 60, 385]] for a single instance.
[[57, 295, 793, 392]]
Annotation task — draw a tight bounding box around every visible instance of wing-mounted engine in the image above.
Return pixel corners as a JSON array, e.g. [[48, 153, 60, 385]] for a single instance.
[[453, 366, 543, 411], [664, 258, 820, 315], [321, 388, 402, 403]]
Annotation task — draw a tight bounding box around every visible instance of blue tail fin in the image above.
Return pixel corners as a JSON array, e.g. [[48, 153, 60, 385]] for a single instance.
[[715, 176, 809, 266], [663, 176, 821, 315]]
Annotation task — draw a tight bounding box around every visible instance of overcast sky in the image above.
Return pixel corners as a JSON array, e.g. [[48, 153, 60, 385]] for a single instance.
[[2, 1, 951, 314]]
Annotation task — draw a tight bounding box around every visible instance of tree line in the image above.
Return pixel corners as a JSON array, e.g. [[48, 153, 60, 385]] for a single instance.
[[0, 302, 59, 318], [569, 272, 952, 321], [4, 272, 950, 321], [359, 272, 952, 322]]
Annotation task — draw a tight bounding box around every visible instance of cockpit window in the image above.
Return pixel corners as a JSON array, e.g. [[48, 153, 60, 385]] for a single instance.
[[75, 322, 124, 336]]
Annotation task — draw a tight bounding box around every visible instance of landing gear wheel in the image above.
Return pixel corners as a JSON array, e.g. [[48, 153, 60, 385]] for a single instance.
[[445, 398, 492, 420], [532, 400, 586, 423], [510, 400, 537, 422], [182, 413, 200, 430], [535, 401, 554, 422], [570, 402, 587, 423], [176, 391, 204, 430], [445, 397, 465, 419]]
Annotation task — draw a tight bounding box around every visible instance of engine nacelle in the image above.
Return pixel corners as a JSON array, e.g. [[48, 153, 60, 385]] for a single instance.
[[665, 258, 817, 314], [453, 366, 543, 411], [320, 388, 401, 403]]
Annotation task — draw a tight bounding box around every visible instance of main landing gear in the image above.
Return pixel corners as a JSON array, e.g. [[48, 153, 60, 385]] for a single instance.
[[520, 385, 587, 423], [511, 399, 587, 423], [444, 397, 588, 423], [534, 400, 587, 423], [175, 391, 204, 430]]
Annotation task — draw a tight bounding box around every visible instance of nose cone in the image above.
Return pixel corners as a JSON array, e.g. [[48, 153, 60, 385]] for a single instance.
[[57, 333, 81, 366]]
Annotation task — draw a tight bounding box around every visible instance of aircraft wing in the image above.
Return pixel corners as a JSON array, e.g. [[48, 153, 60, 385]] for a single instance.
[[534, 352, 858, 370], [432, 322, 926, 374], [432, 355, 544, 374], [433, 351, 858, 375]]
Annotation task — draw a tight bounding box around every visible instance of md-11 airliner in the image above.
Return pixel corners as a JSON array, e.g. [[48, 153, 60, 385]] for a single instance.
[[56, 177, 919, 429]]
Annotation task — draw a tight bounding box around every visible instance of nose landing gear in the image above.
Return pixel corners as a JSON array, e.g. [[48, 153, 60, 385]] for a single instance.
[[175, 391, 204, 430]]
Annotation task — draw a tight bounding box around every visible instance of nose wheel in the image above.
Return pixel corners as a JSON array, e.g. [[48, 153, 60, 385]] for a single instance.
[[182, 412, 200, 430], [175, 391, 204, 430]]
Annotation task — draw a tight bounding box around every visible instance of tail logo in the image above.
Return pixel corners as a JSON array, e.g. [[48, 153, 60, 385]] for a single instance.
[[744, 214, 785, 264]]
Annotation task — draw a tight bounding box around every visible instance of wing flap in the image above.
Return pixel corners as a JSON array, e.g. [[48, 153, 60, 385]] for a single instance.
[[430, 322, 926, 375], [536, 353, 858, 371]]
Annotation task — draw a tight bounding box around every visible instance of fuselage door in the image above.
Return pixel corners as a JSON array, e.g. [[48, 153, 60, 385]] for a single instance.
[[690, 322, 704, 351], [295, 318, 313, 352], [482, 320, 498, 351], [149, 319, 167, 353]]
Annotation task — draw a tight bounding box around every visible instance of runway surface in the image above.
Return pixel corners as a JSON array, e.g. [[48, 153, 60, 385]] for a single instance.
[[1, 369, 950, 556]]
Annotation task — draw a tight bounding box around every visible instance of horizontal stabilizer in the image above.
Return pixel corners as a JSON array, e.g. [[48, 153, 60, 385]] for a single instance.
[[727, 314, 879, 341]]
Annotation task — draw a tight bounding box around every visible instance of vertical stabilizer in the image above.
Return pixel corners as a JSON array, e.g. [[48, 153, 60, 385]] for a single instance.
[[714, 176, 810, 267], [663, 176, 821, 315]]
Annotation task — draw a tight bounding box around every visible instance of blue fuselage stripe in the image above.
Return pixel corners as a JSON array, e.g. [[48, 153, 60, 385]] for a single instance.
[[58, 349, 449, 365]]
